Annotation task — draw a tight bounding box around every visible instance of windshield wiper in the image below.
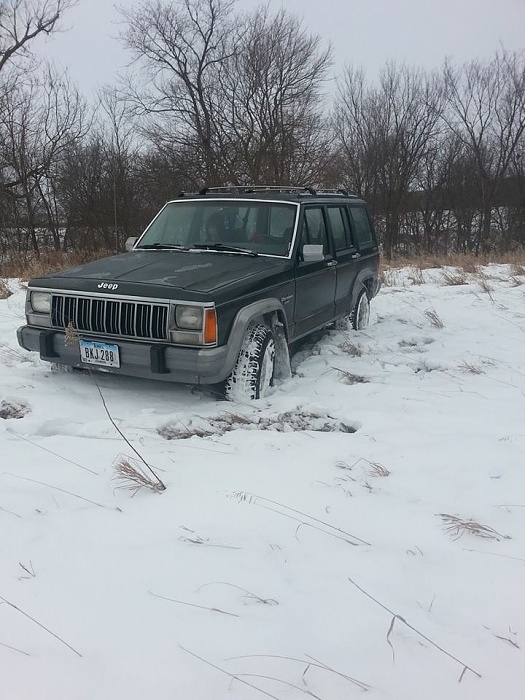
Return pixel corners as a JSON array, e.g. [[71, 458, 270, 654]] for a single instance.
[[192, 243, 258, 256], [136, 243, 190, 250]]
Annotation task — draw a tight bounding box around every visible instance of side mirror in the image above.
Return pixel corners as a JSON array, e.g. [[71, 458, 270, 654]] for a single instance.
[[125, 237, 138, 251], [302, 244, 324, 262]]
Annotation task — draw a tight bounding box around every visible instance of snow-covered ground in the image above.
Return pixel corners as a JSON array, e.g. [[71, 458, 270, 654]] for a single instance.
[[1, 264, 524, 700]]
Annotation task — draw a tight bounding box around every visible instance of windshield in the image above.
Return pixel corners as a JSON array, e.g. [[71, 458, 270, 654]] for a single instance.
[[137, 199, 298, 257]]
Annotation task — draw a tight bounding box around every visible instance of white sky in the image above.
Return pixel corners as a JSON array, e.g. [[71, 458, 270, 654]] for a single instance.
[[34, 0, 525, 99]]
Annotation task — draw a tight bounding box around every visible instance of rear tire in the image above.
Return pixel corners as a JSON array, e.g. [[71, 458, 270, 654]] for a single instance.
[[350, 286, 370, 330], [224, 323, 275, 401]]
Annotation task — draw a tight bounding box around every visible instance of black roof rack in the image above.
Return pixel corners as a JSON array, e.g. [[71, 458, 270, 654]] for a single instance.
[[179, 185, 357, 197], [196, 185, 317, 195]]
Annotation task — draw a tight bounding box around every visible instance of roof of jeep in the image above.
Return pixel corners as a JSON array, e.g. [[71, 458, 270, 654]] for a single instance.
[[170, 186, 366, 206]]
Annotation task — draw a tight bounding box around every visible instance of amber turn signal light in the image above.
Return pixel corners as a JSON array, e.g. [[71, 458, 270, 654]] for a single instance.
[[204, 308, 217, 344]]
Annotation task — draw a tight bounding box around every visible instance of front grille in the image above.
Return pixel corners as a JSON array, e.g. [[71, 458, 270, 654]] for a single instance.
[[51, 294, 170, 341]]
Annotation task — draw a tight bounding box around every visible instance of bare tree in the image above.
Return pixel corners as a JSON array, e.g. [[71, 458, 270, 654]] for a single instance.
[[222, 6, 332, 184], [444, 50, 525, 252], [0, 0, 76, 73], [98, 87, 143, 250], [334, 63, 445, 257], [120, 0, 237, 185], [0, 66, 87, 253]]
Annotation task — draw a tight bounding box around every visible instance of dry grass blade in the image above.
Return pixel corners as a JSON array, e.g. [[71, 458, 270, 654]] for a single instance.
[[197, 582, 278, 606], [386, 616, 398, 663], [493, 631, 520, 649], [4, 473, 112, 510], [438, 514, 510, 541], [113, 455, 165, 495], [228, 653, 371, 692], [0, 595, 81, 657], [424, 308, 444, 329], [237, 673, 323, 699], [332, 367, 369, 384], [347, 577, 481, 680], [180, 646, 282, 700], [463, 548, 525, 562], [18, 561, 36, 578], [0, 505, 21, 518], [231, 491, 371, 546], [7, 428, 98, 475], [149, 591, 239, 617], [476, 271, 494, 296], [0, 640, 30, 656], [340, 457, 390, 478], [457, 362, 484, 375], [408, 267, 425, 285]]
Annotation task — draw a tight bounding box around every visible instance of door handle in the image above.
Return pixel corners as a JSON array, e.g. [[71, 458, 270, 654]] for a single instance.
[[326, 260, 338, 267], [350, 252, 361, 259]]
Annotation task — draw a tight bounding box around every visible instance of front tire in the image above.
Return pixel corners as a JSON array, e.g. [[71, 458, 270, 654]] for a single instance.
[[224, 323, 276, 401]]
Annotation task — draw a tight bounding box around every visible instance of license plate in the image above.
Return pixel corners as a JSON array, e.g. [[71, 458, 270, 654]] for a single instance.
[[79, 340, 120, 368]]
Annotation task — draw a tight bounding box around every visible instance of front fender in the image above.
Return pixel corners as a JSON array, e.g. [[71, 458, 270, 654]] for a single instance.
[[218, 299, 288, 379]]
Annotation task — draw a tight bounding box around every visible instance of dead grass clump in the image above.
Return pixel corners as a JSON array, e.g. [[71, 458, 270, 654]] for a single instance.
[[441, 269, 468, 286], [0, 279, 12, 299], [339, 340, 363, 357], [0, 250, 113, 280], [337, 457, 390, 477], [407, 266, 425, 285], [458, 361, 484, 375], [160, 410, 357, 439], [424, 308, 444, 329], [113, 455, 165, 495], [369, 462, 390, 477], [379, 267, 398, 287], [332, 367, 370, 385], [386, 251, 525, 272], [0, 400, 30, 419], [439, 513, 510, 541], [510, 263, 525, 277], [476, 271, 493, 295], [387, 254, 443, 270]]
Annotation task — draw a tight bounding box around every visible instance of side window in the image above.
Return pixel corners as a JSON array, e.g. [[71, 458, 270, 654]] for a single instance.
[[301, 207, 328, 254], [327, 206, 351, 251], [348, 206, 374, 249]]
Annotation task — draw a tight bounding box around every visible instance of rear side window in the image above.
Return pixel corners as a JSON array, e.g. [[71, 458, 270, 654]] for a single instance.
[[327, 206, 352, 250], [301, 207, 329, 253], [348, 206, 374, 249]]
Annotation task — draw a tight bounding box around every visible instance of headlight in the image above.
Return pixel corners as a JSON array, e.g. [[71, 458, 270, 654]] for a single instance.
[[175, 305, 203, 330], [31, 291, 51, 314]]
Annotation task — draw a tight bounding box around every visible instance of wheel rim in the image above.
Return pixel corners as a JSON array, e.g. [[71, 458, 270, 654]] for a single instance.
[[258, 338, 275, 398], [356, 293, 370, 329]]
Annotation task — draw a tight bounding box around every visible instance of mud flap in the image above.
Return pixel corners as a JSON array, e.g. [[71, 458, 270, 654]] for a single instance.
[[272, 321, 291, 381]]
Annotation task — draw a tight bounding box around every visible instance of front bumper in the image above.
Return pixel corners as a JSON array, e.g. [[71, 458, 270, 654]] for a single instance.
[[17, 326, 232, 385]]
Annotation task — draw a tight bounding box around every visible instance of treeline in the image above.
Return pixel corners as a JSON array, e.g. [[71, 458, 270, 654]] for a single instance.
[[1, 0, 525, 259]]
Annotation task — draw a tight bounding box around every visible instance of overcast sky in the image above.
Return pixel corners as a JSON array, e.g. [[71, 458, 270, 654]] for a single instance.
[[34, 0, 525, 98]]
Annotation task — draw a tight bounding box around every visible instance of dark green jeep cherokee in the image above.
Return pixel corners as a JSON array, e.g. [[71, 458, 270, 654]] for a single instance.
[[17, 186, 380, 400]]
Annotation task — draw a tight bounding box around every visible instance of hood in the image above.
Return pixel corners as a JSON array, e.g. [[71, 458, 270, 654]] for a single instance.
[[29, 250, 291, 302]]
